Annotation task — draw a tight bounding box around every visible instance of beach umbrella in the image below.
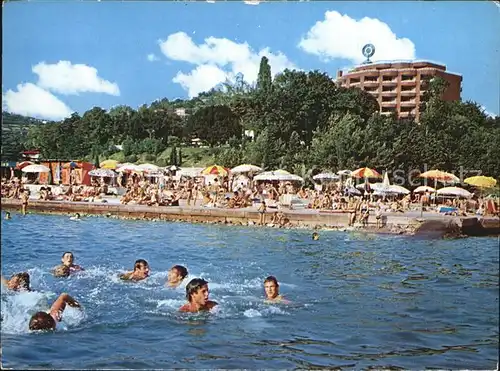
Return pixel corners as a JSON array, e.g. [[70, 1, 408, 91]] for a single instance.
[[351, 167, 382, 179], [464, 176, 497, 189], [413, 185, 436, 193], [88, 169, 117, 177], [137, 163, 160, 172], [22, 164, 50, 173], [100, 160, 120, 170], [419, 169, 459, 184], [313, 172, 339, 181], [436, 186, 472, 198], [231, 164, 263, 173], [117, 164, 142, 172], [254, 170, 303, 182], [337, 170, 352, 176], [16, 161, 34, 170], [201, 165, 229, 176]]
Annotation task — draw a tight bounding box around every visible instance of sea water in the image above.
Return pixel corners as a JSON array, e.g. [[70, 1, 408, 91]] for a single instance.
[[1, 213, 498, 369]]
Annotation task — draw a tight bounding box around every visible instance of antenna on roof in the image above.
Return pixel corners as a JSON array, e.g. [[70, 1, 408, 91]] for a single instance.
[[362, 44, 375, 64]]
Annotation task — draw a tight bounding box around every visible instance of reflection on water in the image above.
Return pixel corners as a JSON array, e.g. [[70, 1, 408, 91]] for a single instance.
[[1, 213, 498, 369]]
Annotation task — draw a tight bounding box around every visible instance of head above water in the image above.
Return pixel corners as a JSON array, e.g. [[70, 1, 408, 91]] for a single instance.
[[62, 252, 74, 266], [9, 272, 30, 291], [264, 275, 280, 300], [186, 278, 209, 302], [170, 265, 188, 280], [53, 265, 70, 278], [29, 311, 56, 331], [134, 259, 150, 276]]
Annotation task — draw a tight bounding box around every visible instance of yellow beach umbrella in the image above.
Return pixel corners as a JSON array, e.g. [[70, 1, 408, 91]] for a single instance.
[[464, 176, 497, 189], [100, 159, 120, 169], [201, 165, 229, 176], [351, 167, 381, 179], [419, 169, 459, 183]]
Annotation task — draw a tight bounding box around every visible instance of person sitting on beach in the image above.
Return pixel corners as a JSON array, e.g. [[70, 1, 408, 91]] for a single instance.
[[179, 278, 218, 313], [28, 293, 81, 331], [166, 265, 189, 288], [119, 259, 150, 281], [1, 272, 31, 292], [263, 276, 289, 304], [61, 251, 84, 272]]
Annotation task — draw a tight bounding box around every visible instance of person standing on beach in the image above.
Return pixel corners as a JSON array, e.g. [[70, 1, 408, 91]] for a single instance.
[[179, 278, 218, 313], [28, 293, 81, 331], [20, 189, 29, 215], [119, 259, 150, 281], [258, 201, 266, 225]]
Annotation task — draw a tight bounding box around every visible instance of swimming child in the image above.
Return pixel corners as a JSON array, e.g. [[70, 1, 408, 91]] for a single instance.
[[166, 265, 188, 288], [263, 276, 290, 304], [28, 293, 81, 331], [119, 259, 150, 281], [179, 278, 218, 313], [1, 272, 31, 292]]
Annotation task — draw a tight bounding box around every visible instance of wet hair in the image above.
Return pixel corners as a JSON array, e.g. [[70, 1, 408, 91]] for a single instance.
[[29, 312, 56, 331], [53, 265, 70, 278], [134, 259, 149, 271], [11, 272, 30, 291], [62, 251, 73, 258], [172, 265, 188, 279], [186, 278, 208, 302], [264, 276, 279, 287]]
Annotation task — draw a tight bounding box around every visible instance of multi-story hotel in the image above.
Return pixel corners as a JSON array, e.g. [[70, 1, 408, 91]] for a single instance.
[[336, 61, 462, 121]]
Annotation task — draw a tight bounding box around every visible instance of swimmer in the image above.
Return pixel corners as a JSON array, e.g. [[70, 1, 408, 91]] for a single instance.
[[166, 265, 188, 288], [119, 259, 150, 281], [4, 211, 11, 220], [69, 213, 81, 221], [312, 232, 319, 240], [53, 265, 70, 278], [179, 278, 218, 313], [28, 293, 81, 331], [263, 276, 289, 304], [1, 272, 31, 292], [61, 251, 84, 272]]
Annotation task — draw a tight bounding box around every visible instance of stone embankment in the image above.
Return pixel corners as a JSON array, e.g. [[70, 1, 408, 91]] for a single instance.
[[1, 199, 498, 238]]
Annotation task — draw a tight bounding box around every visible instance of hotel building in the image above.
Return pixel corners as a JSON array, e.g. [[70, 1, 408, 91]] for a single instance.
[[336, 61, 462, 121]]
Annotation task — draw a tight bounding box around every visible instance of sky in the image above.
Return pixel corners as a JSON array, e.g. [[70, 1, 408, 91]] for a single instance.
[[2, 0, 499, 121]]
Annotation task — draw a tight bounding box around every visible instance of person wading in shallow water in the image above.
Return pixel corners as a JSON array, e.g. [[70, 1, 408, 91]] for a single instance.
[[166, 265, 188, 288], [28, 293, 81, 331], [263, 276, 290, 304], [119, 259, 150, 281], [179, 278, 218, 313]]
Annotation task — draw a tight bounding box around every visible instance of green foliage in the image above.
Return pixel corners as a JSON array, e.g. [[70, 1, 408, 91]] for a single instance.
[[2, 57, 498, 181]]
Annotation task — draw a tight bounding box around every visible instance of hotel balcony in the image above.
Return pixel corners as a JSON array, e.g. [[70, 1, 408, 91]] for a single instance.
[[381, 91, 398, 97], [362, 81, 380, 88], [400, 100, 417, 107]]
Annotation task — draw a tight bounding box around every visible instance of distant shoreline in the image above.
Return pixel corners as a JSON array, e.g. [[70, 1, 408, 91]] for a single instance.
[[1, 199, 498, 238]]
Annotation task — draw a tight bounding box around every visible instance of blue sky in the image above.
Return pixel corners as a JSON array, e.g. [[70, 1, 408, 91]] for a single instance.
[[2, 1, 499, 120]]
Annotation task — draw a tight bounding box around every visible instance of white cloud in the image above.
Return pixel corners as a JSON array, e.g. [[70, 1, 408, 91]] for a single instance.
[[32, 60, 120, 96], [159, 32, 296, 97], [147, 53, 159, 62], [2, 83, 73, 120], [298, 11, 416, 64], [244, 1, 260, 5]]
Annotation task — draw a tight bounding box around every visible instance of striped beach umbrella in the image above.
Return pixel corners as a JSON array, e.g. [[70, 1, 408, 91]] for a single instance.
[[351, 167, 382, 179], [201, 165, 229, 176]]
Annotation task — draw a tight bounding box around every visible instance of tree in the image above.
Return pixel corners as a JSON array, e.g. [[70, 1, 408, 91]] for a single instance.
[[256, 56, 272, 95], [186, 105, 242, 147]]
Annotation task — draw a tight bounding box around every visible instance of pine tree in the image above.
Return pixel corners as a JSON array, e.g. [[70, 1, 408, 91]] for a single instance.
[[256, 56, 272, 95]]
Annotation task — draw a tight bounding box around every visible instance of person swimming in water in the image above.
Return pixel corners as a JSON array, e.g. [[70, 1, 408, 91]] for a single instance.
[[61, 251, 84, 272], [166, 265, 188, 288], [4, 211, 11, 220], [119, 259, 150, 281], [312, 232, 319, 240], [53, 265, 70, 278], [69, 213, 81, 221], [28, 293, 81, 331], [263, 276, 289, 304], [1, 272, 31, 292], [179, 278, 218, 313]]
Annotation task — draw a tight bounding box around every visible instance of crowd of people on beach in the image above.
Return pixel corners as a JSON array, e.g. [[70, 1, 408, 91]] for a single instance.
[[1, 170, 497, 228], [1, 252, 290, 332]]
